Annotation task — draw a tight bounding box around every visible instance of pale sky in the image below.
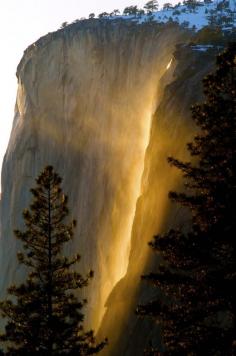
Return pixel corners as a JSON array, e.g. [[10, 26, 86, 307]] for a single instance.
[[0, 0, 179, 189]]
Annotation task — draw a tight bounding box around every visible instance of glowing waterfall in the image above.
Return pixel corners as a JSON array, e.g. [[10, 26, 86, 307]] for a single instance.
[[98, 59, 176, 328], [0, 21, 185, 336]]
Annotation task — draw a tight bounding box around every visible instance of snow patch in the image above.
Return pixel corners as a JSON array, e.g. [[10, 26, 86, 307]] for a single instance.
[[107, 0, 236, 32]]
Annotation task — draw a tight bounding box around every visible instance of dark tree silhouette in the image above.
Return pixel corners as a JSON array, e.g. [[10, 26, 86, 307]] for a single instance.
[[123, 5, 139, 16], [110, 9, 120, 17], [89, 13, 95, 19], [144, 0, 159, 14], [98, 12, 109, 19], [60, 21, 68, 28], [0, 166, 107, 355], [163, 3, 173, 11], [183, 0, 200, 11], [137, 43, 236, 355]]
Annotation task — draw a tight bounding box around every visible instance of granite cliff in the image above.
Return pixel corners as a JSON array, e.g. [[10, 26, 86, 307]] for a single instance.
[[0, 18, 220, 354]]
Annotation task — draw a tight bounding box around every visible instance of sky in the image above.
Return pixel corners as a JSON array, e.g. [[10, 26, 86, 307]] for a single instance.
[[0, 0, 179, 189]]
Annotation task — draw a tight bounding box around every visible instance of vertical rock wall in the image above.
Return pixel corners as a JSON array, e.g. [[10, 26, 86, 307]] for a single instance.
[[98, 45, 216, 355], [0, 20, 188, 332]]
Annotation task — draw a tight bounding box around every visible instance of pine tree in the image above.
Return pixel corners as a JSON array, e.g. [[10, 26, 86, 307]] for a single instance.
[[123, 6, 138, 16], [163, 3, 173, 11], [0, 166, 107, 355], [137, 43, 236, 355], [183, 0, 200, 12], [144, 1, 159, 14]]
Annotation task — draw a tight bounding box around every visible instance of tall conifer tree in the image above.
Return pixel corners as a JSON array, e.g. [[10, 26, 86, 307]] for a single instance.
[[137, 43, 236, 354], [0, 166, 107, 355]]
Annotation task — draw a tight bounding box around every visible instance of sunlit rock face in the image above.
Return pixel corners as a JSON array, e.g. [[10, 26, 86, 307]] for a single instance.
[[0, 20, 188, 330], [0, 18, 214, 353], [98, 45, 215, 355]]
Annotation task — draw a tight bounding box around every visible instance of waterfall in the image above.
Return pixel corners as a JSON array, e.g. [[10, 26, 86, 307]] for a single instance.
[[0, 21, 188, 333]]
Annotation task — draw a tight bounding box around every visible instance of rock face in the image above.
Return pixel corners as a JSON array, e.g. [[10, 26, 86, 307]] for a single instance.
[[97, 43, 215, 355], [0, 19, 216, 354]]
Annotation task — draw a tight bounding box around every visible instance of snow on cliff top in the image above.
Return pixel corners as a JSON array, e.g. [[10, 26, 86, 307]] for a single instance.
[[22, 0, 235, 61], [117, 0, 236, 31]]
